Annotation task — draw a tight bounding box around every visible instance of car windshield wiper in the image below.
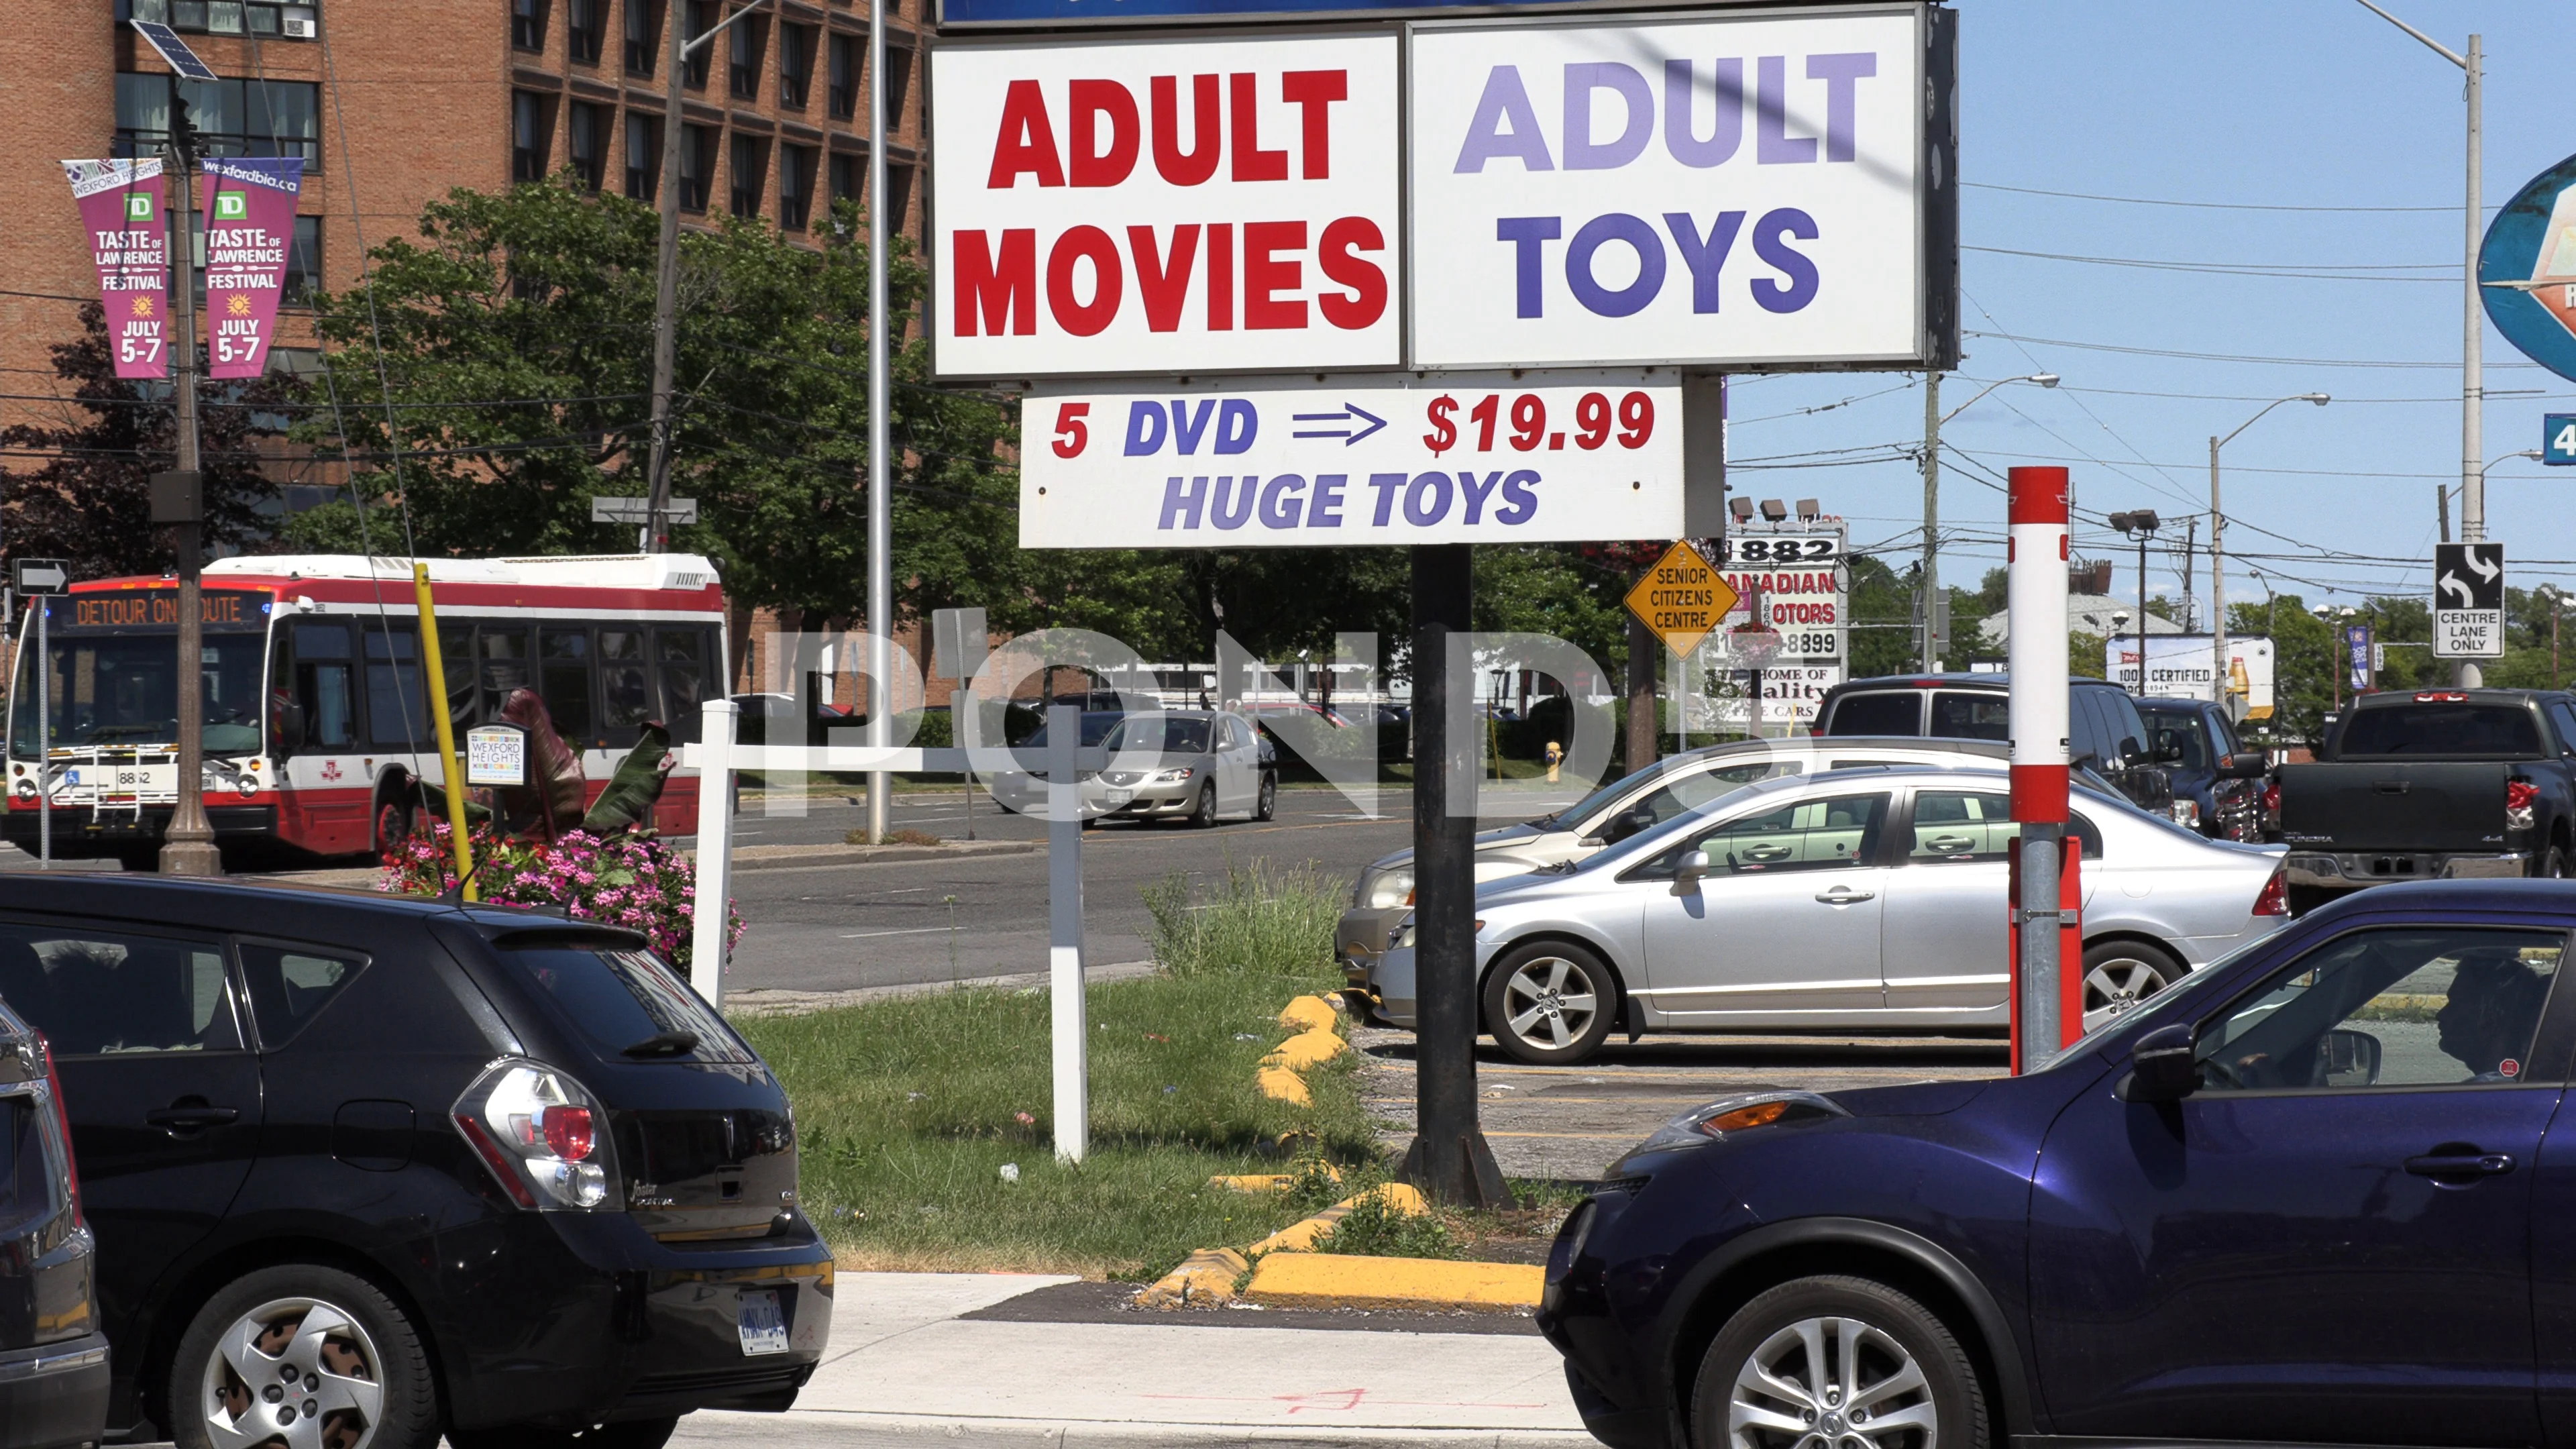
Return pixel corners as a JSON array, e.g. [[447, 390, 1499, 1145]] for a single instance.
[[621, 1030, 700, 1058]]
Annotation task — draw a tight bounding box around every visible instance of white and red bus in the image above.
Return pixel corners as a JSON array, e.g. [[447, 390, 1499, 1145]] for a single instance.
[[3, 553, 729, 867]]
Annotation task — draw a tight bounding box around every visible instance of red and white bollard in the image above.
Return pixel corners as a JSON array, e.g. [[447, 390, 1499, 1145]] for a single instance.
[[2007, 466, 2076, 1072]]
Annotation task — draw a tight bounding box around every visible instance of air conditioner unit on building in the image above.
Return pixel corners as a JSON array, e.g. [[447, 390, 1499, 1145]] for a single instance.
[[282, 13, 315, 37]]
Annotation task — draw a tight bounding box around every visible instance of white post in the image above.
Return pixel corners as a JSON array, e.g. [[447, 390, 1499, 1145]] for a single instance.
[[1046, 704, 1087, 1164], [863, 0, 894, 843], [690, 697, 739, 1005], [2457, 33, 2483, 688]]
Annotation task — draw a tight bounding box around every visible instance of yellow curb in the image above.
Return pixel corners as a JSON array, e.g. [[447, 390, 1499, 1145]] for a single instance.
[[1134, 1247, 1248, 1308], [1260, 1026, 1349, 1071], [1277, 994, 1340, 1034], [1256, 1065, 1311, 1105], [1244, 1252, 1544, 1311], [1247, 1183, 1426, 1254], [1210, 1163, 1344, 1192]]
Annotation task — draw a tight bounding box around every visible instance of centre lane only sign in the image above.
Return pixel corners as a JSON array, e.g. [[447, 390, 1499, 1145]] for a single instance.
[[932, 34, 1401, 378], [1020, 372, 1681, 546]]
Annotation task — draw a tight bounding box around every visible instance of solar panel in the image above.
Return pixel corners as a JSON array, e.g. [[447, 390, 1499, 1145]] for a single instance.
[[129, 21, 219, 80]]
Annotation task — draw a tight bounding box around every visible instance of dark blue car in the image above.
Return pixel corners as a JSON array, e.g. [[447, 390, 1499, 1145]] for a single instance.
[[1541, 878, 2576, 1449]]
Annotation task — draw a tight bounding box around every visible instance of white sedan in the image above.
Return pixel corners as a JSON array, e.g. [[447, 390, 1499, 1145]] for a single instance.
[[1366, 765, 2290, 1064]]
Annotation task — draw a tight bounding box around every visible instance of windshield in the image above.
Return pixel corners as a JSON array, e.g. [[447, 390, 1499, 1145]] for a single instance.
[[1538, 748, 1772, 830], [1020, 712, 1123, 748], [11, 622, 268, 757], [1104, 715, 1212, 753], [2339, 704, 2540, 759], [2142, 709, 2210, 769], [2051, 928, 2282, 1062]]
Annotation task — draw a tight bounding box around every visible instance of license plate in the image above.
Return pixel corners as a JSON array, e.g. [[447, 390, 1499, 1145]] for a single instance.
[[1105, 789, 1134, 806], [737, 1289, 788, 1356]]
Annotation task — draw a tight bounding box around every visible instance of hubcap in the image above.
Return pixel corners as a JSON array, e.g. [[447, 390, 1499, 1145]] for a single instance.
[[203, 1297, 384, 1449], [1728, 1316, 1936, 1449], [2082, 957, 2173, 1034], [1503, 956, 1599, 1050]]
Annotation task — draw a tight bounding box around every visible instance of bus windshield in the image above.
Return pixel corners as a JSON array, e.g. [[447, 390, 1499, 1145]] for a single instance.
[[11, 627, 269, 757]]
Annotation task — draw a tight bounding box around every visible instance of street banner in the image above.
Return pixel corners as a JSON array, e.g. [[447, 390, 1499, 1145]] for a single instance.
[[64, 158, 170, 380], [1407, 5, 1954, 370], [2481, 150, 2576, 386], [932, 33, 1401, 378], [199, 157, 303, 380], [1019, 371, 1680, 545]]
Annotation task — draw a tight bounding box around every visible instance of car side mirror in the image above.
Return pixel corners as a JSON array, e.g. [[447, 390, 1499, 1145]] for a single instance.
[[1603, 806, 1652, 844], [2118, 735, 2145, 764], [2121, 1023, 2200, 1104], [2222, 752, 2269, 780], [1576, 836, 1607, 849], [270, 700, 306, 753], [1671, 849, 1711, 895], [2320, 1028, 2382, 1087]]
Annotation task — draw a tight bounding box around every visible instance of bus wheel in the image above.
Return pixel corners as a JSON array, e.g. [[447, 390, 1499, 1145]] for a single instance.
[[374, 797, 415, 857]]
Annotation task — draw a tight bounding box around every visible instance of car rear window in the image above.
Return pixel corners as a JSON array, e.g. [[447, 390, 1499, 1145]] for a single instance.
[[1825, 692, 1922, 737], [2339, 705, 2541, 758], [1106, 716, 1212, 753], [1929, 692, 2008, 741], [506, 946, 756, 1063]]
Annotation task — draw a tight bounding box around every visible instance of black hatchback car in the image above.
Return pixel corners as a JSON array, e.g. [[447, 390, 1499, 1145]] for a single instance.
[[0, 998, 109, 1448], [0, 873, 830, 1448]]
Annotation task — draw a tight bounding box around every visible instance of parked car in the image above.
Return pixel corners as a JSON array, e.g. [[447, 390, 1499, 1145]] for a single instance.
[[1084, 711, 1277, 826], [0, 998, 109, 1448], [2137, 696, 2268, 839], [1336, 737, 2016, 996], [2272, 688, 2576, 910], [0, 874, 831, 1446], [1542, 879, 2576, 1449], [1813, 672, 2175, 814], [983, 708, 1126, 817], [726, 692, 855, 748], [1366, 765, 2288, 1063]]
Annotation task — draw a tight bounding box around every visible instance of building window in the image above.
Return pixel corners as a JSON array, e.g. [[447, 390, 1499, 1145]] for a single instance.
[[887, 161, 914, 233], [828, 151, 860, 217], [626, 114, 659, 200], [568, 103, 608, 190], [123, 0, 317, 40], [827, 34, 855, 120], [777, 24, 813, 110], [513, 0, 547, 50], [624, 0, 657, 75], [887, 44, 914, 121], [730, 134, 769, 219], [513, 91, 555, 182], [116, 74, 321, 165], [728, 15, 764, 101], [778, 144, 814, 229], [678, 124, 714, 211], [284, 216, 323, 306], [567, 0, 602, 62], [683, 1, 712, 88]]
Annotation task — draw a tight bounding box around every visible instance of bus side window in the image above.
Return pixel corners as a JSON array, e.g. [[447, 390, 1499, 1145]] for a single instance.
[[657, 629, 708, 745], [292, 623, 356, 749], [539, 628, 594, 744], [600, 629, 651, 737], [439, 625, 474, 731], [478, 627, 532, 722], [362, 623, 431, 751]]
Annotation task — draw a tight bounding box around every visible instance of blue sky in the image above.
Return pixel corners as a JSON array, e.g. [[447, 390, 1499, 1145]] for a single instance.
[[1727, 0, 2576, 619]]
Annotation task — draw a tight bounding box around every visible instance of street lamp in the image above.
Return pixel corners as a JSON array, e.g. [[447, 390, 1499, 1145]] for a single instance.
[[2211, 394, 2328, 719], [2542, 584, 2565, 690], [2316, 604, 2346, 716], [2108, 510, 2161, 695], [1919, 372, 2059, 670]]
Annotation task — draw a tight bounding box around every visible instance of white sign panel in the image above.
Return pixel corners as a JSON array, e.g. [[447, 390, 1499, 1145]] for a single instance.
[[932, 34, 1401, 377], [465, 724, 529, 788], [1020, 372, 1680, 547], [2106, 635, 2275, 710], [1698, 663, 1843, 730], [1713, 525, 1847, 655], [1407, 7, 1928, 369]]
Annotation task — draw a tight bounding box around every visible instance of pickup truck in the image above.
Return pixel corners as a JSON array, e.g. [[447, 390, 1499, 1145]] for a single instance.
[[2272, 688, 2576, 909]]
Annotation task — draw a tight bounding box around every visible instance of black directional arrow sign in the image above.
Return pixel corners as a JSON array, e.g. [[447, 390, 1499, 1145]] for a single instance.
[[2434, 541, 2506, 658]]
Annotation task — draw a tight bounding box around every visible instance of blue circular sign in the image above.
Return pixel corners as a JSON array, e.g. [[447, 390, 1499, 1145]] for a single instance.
[[2480, 150, 2576, 386]]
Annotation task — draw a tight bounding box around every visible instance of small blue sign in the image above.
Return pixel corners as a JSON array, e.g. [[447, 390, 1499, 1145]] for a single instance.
[[2548, 413, 2576, 466]]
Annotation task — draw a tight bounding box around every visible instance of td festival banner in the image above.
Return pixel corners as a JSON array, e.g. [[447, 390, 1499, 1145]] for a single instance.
[[63, 158, 170, 380], [200, 157, 303, 379]]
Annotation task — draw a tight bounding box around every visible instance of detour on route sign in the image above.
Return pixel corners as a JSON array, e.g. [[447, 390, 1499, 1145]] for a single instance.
[[1624, 539, 1737, 657]]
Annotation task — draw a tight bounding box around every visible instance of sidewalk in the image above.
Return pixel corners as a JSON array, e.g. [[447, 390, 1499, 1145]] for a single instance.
[[673, 1272, 1591, 1448]]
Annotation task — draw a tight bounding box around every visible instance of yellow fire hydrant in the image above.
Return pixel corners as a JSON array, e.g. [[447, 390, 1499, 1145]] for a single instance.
[[1545, 739, 1564, 783]]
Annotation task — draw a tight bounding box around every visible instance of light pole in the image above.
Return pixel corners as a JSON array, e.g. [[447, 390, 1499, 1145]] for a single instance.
[[2541, 585, 2563, 690], [2316, 604, 2343, 717], [1920, 371, 2057, 670], [2210, 394, 2328, 719], [2108, 511, 2161, 695], [2352, 1, 2480, 684]]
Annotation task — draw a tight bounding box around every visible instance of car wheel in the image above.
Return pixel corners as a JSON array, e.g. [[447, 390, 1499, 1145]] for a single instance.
[[1692, 1275, 1986, 1449], [373, 794, 413, 857], [1481, 942, 1619, 1065], [1189, 784, 1218, 828], [451, 1417, 680, 1449], [2534, 845, 2569, 880], [2082, 939, 2184, 1035], [170, 1264, 438, 1449], [1255, 772, 1277, 822]]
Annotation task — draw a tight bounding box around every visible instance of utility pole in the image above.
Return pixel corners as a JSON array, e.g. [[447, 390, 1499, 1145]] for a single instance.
[[2108, 511, 2159, 697], [863, 0, 893, 845], [160, 111, 219, 877], [1919, 370, 1941, 671]]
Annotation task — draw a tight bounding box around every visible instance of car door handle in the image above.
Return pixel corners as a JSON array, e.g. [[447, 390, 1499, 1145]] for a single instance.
[[146, 1105, 240, 1132], [1815, 887, 1876, 905], [1742, 844, 1793, 862], [1926, 835, 1975, 853], [2405, 1150, 2514, 1179]]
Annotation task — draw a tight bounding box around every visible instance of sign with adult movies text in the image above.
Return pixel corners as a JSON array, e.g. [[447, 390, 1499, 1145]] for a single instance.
[[199, 157, 303, 380], [933, 34, 1400, 377], [2433, 541, 2506, 659], [1407, 5, 1942, 370], [1019, 372, 1680, 546], [63, 158, 169, 380]]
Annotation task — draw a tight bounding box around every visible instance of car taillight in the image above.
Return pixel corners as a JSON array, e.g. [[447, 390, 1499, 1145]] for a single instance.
[[36, 1035, 80, 1230], [2509, 779, 2540, 832], [2253, 867, 2290, 917], [451, 1058, 616, 1210]]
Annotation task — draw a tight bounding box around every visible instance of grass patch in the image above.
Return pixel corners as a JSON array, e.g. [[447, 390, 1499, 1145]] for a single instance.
[[737, 967, 1374, 1279], [845, 826, 944, 847], [1311, 1189, 1462, 1260], [1141, 858, 1346, 979]]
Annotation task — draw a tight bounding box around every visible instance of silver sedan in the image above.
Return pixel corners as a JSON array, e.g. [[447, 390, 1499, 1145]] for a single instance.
[[1366, 765, 2290, 1064]]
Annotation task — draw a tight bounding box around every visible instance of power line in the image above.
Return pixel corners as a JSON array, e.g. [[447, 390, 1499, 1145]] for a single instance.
[[1966, 329, 2541, 371], [1963, 181, 2460, 214], [1966, 244, 2453, 282]]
